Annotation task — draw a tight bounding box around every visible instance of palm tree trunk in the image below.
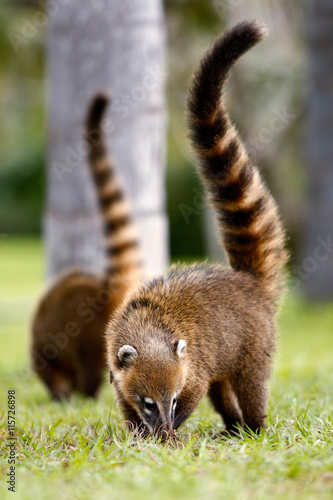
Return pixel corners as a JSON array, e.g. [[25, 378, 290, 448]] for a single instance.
[[46, 0, 168, 278], [301, 0, 333, 299]]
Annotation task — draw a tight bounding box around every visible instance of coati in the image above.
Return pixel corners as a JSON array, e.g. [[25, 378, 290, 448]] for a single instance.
[[31, 94, 142, 399], [106, 21, 288, 436]]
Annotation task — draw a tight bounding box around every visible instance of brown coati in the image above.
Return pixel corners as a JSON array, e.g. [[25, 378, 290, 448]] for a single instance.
[[31, 94, 142, 400], [106, 21, 288, 436]]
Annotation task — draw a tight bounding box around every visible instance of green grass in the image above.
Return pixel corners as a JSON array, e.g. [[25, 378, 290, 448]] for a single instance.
[[0, 237, 333, 500]]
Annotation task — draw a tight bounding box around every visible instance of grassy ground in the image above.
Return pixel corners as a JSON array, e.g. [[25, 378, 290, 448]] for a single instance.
[[0, 237, 333, 500]]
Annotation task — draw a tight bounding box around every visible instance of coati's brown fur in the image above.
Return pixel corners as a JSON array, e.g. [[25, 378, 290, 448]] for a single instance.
[[31, 94, 142, 399], [106, 21, 288, 436]]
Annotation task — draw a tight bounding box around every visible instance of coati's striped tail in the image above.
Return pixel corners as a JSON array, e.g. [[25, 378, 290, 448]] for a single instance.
[[85, 93, 142, 280], [187, 21, 288, 307]]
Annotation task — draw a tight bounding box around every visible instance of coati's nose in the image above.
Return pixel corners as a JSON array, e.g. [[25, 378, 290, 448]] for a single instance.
[[154, 420, 174, 440]]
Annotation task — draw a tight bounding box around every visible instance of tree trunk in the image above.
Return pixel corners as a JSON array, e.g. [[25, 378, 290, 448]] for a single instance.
[[204, 208, 227, 264], [46, 0, 168, 279], [301, 0, 333, 300]]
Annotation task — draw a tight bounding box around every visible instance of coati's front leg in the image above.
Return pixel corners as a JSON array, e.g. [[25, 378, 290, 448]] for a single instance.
[[173, 380, 208, 431], [118, 398, 148, 435], [76, 355, 105, 398], [233, 367, 269, 433], [209, 379, 243, 434], [35, 358, 74, 400]]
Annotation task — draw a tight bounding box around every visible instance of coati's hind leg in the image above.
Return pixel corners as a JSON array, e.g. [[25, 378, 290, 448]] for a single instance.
[[38, 363, 73, 400], [76, 363, 104, 398], [209, 379, 243, 434], [233, 366, 269, 433], [75, 341, 106, 397]]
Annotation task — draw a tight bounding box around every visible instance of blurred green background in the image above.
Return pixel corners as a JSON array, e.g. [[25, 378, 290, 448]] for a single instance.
[[0, 1, 305, 257], [1, 0, 333, 302]]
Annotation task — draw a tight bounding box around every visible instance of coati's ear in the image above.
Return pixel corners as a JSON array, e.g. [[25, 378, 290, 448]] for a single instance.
[[118, 345, 138, 367], [110, 371, 114, 384], [175, 339, 186, 359]]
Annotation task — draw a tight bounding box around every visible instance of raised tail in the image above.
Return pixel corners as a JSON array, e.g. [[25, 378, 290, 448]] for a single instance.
[[187, 20, 288, 307], [85, 93, 142, 282]]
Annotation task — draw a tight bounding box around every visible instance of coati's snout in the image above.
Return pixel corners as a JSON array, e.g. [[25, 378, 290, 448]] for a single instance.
[[137, 394, 177, 437], [112, 338, 187, 436]]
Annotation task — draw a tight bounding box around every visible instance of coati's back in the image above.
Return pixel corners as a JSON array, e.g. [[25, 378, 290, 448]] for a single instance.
[[31, 94, 142, 399], [106, 21, 288, 436]]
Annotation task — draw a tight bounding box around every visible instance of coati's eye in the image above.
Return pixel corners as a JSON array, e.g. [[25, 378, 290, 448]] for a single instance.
[[143, 397, 157, 413], [145, 402, 156, 411]]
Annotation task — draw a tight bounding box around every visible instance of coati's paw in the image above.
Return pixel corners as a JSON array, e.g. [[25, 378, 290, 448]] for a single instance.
[[159, 429, 178, 443], [126, 421, 150, 439], [132, 427, 176, 443]]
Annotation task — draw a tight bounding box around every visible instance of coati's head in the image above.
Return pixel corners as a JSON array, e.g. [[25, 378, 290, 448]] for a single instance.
[[108, 320, 188, 436]]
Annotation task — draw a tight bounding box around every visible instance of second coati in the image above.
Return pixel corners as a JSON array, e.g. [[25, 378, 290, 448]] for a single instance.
[[106, 21, 288, 436], [31, 94, 142, 399]]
